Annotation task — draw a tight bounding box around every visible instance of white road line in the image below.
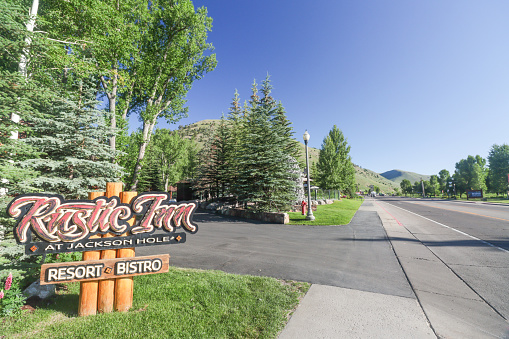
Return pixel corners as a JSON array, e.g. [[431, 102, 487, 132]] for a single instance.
[[382, 201, 509, 254]]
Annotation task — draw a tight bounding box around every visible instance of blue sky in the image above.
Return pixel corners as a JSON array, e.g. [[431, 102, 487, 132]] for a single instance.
[[150, 0, 509, 176]]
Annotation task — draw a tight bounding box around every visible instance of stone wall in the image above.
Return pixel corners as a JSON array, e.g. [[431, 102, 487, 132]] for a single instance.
[[198, 201, 289, 224], [198, 198, 337, 224], [222, 208, 289, 224]]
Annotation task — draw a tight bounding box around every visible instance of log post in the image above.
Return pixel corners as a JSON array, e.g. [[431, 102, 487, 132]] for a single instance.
[[114, 191, 137, 312], [78, 191, 105, 316], [97, 182, 123, 313]]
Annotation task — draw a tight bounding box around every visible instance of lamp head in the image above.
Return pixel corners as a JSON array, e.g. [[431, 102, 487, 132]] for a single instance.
[[303, 130, 310, 142]]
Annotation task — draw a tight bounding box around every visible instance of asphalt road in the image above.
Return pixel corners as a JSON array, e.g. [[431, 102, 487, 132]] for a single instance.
[[373, 197, 509, 338], [138, 202, 414, 298], [138, 198, 509, 338]]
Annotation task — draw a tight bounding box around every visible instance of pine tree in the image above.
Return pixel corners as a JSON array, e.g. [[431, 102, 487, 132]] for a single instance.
[[136, 150, 161, 192], [20, 78, 123, 199], [197, 115, 230, 199], [236, 75, 299, 211], [0, 0, 52, 245], [225, 90, 244, 200]]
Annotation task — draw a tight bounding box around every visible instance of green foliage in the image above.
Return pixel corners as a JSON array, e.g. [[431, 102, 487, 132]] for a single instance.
[[38, 0, 216, 190], [20, 78, 123, 199], [134, 129, 197, 192], [438, 169, 451, 193], [2, 268, 308, 337], [126, 1, 217, 190], [235, 76, 299, 211], [288, 199, 363, 225], [195, 76, 299, 211], [428, 175, 439, 196], [400, 179, 412, 195], [197, 115, 231, 198], [454, 155, 487, 196], [487, 144, 509, 194], [117, 130, 144, 186], [0, 0, 53, 197], [0, 273, 26, 317], [316, 125, 356, 195]]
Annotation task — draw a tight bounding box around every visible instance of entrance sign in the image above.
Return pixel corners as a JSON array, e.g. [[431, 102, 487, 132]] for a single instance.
[[7, 192, 198, 255], [6, 185, 199, 316], [466, 189, 483, 199], [40, 254, 169, 285]]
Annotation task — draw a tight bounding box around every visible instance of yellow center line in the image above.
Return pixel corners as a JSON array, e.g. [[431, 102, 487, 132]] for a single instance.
[[410, 201, 509, 223]]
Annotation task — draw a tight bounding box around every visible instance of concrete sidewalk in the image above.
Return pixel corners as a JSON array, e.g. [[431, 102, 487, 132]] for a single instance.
[[279, 284, 434, 339], [279, 201, 436, 338]]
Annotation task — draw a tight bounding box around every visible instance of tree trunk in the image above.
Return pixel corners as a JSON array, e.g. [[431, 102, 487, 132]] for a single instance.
[[109, 94, 116, 151], [129, 116, 157, 191], [12, 0, 39, 140], [108, 73, 118, 151]]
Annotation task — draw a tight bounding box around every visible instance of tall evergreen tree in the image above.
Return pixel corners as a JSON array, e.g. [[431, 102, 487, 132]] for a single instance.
[[225, 90, 244, 200], [0, 0, 52, 246], [236, 76, 298, 211], [316, 125, 356, 196], [20, 78, 123, 199], [198, 115, 231, 198]]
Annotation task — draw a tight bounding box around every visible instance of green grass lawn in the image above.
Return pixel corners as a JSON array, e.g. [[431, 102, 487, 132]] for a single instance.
[[288, 199, 363, 226], [2, 268, 309, 339]]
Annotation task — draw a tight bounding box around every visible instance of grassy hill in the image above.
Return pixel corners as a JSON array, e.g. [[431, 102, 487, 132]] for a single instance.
[[355, 166, 400, 193], [175, 119, 399, 193], [380, 169, 431, 185]]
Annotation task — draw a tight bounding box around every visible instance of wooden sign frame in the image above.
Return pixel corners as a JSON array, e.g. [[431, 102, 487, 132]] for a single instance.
[[5, 183, 200, 316]]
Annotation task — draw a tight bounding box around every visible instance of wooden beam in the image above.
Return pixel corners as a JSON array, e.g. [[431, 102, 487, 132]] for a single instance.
[[78, 191, 105, 317], [98, 182, 123, 313], [114, 191, 137, 312]]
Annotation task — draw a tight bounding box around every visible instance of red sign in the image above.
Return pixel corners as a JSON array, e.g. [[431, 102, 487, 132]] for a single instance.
[[7, 192, 198, 254]]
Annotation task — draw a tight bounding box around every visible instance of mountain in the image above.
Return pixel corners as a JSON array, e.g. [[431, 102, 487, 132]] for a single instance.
[[380, 169, 431, 185], [355, 166, 399, 193], [175, 119, 399, 193]]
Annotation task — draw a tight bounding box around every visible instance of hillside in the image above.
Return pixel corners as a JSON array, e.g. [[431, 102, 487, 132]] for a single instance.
[[355, 166, 399, 193], [380, 169, 431, 185], [175, 119, 398, 193]]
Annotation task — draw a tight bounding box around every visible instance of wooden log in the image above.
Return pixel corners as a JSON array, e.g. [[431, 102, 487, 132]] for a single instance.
[[114, 191, 137, 312], [78, 191, 105, 317], [98, 182, 123, 313]]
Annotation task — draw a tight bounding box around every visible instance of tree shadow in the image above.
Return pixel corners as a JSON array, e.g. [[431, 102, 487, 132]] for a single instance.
[[334, 235, 509, 252]]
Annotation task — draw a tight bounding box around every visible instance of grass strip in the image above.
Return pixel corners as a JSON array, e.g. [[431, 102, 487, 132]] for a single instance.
[[288, 199, 363, 225], [2, 268, 309, 339]]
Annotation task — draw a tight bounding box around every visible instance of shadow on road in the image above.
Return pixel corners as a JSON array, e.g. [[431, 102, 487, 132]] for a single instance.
[[336, 236, 509, 252]]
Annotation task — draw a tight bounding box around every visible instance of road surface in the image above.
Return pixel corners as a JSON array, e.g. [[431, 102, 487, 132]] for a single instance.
[[138, 198, 509, 338], [373, 196, 509, 338]]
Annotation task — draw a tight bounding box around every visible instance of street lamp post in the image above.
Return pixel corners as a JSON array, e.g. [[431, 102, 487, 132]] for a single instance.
[[303, 131, 315, 221]]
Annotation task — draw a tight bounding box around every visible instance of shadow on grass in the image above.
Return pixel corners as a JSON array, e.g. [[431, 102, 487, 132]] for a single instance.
[[28, 285, 80, 317]]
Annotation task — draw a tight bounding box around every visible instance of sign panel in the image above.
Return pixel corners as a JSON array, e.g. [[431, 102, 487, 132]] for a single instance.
[[6, 192, 198, 255], [40, 254, 170, 285], [466, 190, 483, 199], [27, 232, 186, 255]]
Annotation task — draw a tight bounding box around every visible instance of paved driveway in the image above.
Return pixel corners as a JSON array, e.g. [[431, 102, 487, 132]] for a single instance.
[[138, 201, 412, 298]]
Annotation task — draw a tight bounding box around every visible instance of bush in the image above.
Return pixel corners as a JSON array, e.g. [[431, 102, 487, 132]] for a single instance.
[[0, 273, 26, 317]]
